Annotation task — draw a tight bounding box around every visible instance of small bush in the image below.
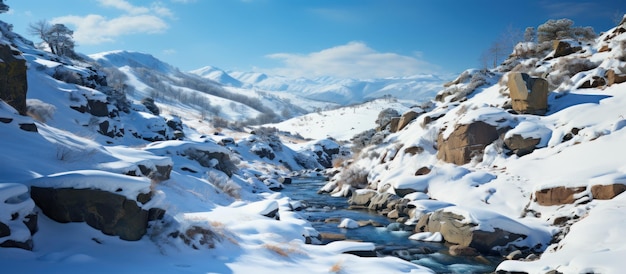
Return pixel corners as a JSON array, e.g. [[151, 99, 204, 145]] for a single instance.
[[336, 165, 368, 188], [27, 99, 56, 122]]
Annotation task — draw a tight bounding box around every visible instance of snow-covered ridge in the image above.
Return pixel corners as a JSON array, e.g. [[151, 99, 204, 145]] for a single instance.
[[193, 66, 449, 105], [324, 16, 626, 273]]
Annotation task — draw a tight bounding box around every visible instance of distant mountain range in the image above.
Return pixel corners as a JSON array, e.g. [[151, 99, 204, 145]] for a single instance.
[[191, 65, 448, 105]]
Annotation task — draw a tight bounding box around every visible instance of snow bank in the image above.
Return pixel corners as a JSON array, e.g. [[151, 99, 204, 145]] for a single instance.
[[26, 170, 151, 200]]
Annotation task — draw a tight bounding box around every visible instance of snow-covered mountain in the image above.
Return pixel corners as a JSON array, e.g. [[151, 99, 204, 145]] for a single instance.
[[3, 12, 626, 274], [193, 67, 448, 105], [89, 50, 335, 125]]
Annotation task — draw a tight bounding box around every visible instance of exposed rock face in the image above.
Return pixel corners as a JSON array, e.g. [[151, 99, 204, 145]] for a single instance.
[[504, 134, 541, 156], [437, 121, 499, 165], [388, 117, 401, 132], [578, 76, 607, 89], [552, 40, 582, 58], [30, 187, 163, 241], [348, 189, 377, 207], [396, 110, 422, 132], [606, 69, 626, 86], [591, 184, 626, 200], [421, 209, 525, 254], [534, 186, 587, 206], [507, 72, 549, 115], [185, 148, 237, 177], [0, 44, 28, 115], [368, 192, 399, 211]]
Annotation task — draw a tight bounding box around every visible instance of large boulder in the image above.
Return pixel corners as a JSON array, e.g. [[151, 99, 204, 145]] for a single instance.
[[605, 69, 626, 86], [396, 110, 422, 132], [348, 189, 378, 207], [534, 186, 587, 206], [437, 121, 499, 165], [0, 44, 28, 115], [421, 207, 546, 254], [507, 72, 549, 115], [30, 187, 161, 241], [552, 40, 582, 58], [504, 134, 541, 157], [591, 183, 626, 200]]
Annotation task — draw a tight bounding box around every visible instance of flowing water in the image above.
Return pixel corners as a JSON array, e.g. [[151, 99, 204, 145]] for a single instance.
[[281, 175, 502, 273]]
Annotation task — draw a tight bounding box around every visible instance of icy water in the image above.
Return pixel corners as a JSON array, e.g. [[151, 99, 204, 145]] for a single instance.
[[281, 176, 502, 274]]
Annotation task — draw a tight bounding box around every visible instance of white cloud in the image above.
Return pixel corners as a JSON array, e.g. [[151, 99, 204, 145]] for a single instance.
[[162, 49, 177, 55], [52, 1, 173, 45], [97, 0, 150, 14], [170, 0, 197, 3], [265, 41, 439, 79], [53, 14, 168, 45]]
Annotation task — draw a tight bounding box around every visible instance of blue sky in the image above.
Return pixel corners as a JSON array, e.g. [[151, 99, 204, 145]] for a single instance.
[[4, 0, 623, 79]]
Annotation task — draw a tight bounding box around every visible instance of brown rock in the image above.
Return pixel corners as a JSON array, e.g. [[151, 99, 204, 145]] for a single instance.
[[414, 166, 431, 176], [598, 45, 610, 52], [0, 44, 28, 115], [404, 146, 424, 155], [591, 184, 626, 200], [504, 134, 541, 156], [449, 245, 479, 256], [534, 186, 587, 206], [397, 110, 421, 132], [437, 121, 499, 165], [388, 117, 401, 132], [605, 69, 626, 86], [552, 40, 582, 58], [578, 76, 606, 89], [508, 72, 549, 115]]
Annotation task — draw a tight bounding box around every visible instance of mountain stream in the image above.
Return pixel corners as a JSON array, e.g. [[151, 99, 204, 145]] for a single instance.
[[280, 176, 502, 273]]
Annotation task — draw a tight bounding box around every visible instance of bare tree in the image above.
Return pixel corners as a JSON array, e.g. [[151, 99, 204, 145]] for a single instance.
[[481, 25, 523, 68], [28, 20, 76, 57], [0, 0, 9, 13]]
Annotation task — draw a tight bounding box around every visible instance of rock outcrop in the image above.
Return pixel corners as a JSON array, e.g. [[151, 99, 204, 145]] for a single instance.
[[30, 187, 163, 241], [504, 134, 541, 156], [507, 72, 549, 115], [395, 110, 422, 132], [605, 69, 626, 86], [534, 186, 587, 206], [0, 44, 28, 115], [417, 208, 536, 255], [552, 40, 582, 58], [437, 121, 499, 165], [591, 183, 626, 200]]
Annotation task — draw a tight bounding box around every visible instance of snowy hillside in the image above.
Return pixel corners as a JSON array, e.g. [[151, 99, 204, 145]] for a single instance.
[[265, 98, 416, 141], [195, 67, 447, 105], [90, 50, 333, 125], [322, 16, 626, 273], [0, 20, 433, 273]]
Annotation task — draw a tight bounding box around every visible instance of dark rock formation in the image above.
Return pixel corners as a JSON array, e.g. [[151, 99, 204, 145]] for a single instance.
[[0, 44, 28, 115], [504, 134, 541, 156], [30, 187, 163, 241], [552, 40, 582, 58]]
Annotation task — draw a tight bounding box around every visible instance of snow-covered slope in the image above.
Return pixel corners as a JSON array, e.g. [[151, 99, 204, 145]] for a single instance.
[[90, 51, 335, 125], [0, 21, 433, 273], [265, 98, 415, 141], [323, 17, 626, 273]]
